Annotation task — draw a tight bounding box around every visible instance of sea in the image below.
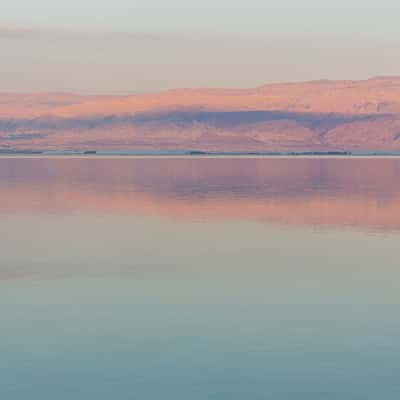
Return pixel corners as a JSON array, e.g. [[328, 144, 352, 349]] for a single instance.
[[1, 156, 400, 399]]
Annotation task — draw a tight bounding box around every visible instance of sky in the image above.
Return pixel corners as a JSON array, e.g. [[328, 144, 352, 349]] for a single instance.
[[1, 0, 400, 93]]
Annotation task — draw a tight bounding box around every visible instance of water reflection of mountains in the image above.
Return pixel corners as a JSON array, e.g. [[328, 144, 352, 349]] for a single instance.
[[1, 157, 400, 231]]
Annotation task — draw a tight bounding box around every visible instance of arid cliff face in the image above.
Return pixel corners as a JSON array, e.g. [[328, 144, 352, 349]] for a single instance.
[[2, 77, 400, 151]]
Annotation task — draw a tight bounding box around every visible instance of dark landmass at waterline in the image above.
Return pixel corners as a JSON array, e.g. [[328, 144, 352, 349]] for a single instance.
[[2, 148, 400, 156]]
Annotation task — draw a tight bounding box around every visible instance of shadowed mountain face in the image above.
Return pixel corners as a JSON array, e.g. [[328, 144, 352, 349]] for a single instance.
[[2, 77, 400, 151]]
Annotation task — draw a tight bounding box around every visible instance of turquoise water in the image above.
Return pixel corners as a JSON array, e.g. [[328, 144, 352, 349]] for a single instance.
[[1, 157, 400, 399]]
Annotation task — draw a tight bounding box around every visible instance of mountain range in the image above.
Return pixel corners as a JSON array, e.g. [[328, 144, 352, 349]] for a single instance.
[[2, 76, 400, 152]]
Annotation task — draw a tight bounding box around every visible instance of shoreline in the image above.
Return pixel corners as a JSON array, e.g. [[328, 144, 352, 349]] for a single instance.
[[2, 153, 400, 159]]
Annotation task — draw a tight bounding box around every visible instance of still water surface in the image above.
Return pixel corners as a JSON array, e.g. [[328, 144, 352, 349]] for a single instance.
[[1, 157, 400, 399]]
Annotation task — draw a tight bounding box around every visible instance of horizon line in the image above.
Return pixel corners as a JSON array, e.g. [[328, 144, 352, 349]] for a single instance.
[[1, 75, 400, 97]]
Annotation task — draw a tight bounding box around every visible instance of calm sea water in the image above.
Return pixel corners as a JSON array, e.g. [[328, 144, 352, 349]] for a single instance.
[[1, 157, 400, 399]]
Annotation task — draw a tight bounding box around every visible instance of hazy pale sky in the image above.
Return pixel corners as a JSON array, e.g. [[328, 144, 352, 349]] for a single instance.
[[1, 0, 400, 93]]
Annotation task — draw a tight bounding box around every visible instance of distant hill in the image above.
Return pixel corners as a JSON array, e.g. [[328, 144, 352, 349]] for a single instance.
[[2, 77, 400, 152]]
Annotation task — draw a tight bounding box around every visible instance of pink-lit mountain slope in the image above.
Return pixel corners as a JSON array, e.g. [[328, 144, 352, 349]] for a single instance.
[[1, 77, 400, 152]]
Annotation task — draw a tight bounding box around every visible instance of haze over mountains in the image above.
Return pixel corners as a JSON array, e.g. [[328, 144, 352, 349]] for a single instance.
[[2, 76, 400, 152]]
